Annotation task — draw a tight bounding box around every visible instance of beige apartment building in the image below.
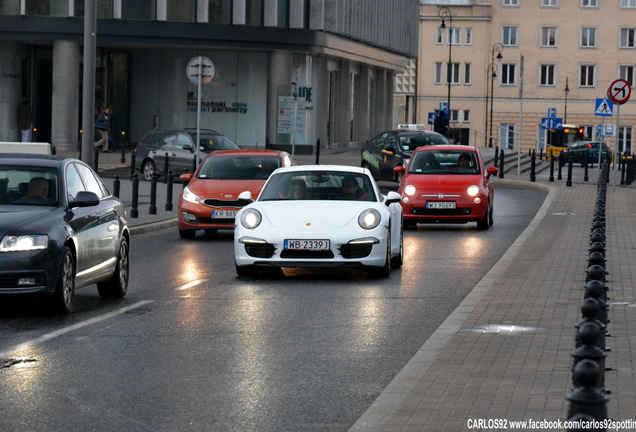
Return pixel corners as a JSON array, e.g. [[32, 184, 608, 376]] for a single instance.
[[418, 0, 636, 155]]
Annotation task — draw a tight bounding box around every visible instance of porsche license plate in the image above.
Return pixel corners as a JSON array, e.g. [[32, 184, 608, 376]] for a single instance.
[[211, 210, 238, 218], [426, 201, 456, 209], [284, 239, 330, 251]]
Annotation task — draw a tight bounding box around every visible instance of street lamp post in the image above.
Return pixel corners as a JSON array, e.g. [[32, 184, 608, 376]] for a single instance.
[[488, 43, 503, 148], [439, 7, 453, 121], [564, 76, 570, 125]]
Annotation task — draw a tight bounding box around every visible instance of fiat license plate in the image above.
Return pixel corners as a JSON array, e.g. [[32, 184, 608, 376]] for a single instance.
[[211, 210, 238, 218], [426, 202, 456, 209], [284, 239, 330, 251]]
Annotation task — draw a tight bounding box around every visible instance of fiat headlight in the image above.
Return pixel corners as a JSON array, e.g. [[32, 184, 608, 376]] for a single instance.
[[240, 209, 262, 229], [182, 186, 203, 204], [0, 235, 48, 252], [467, 185, 480, 197], [403, 184, 416, 196], [358, 209, 381, 230]]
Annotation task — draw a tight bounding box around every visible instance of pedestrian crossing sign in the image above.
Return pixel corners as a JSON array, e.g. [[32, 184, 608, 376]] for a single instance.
[[595, 98, 613, 117]]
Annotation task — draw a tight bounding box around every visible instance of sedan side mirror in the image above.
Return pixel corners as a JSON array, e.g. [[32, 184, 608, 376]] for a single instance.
[[69, 191, 100, 208], [393, 165, 405, 175]]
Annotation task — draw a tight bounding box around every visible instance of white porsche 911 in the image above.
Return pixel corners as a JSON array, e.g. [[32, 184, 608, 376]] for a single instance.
[[234, 165, 403, 277]]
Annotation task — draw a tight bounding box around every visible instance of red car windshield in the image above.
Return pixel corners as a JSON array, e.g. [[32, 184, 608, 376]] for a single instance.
[[408, 150, 480, 175]]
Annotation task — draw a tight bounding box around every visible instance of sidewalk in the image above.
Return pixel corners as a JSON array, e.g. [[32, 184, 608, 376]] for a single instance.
[[63, 146, 636, 429]]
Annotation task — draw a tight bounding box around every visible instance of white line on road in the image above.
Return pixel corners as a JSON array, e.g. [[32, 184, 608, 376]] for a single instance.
[[175, 279, 209, 290], [0, 300, 154, 358]]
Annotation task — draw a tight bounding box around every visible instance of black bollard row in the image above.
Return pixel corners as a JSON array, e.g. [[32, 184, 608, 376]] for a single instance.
[[165, 170, 173, 211], [566, 161, 612, 421], [149, 172, 158, 215], [130, 173, 139, 218]]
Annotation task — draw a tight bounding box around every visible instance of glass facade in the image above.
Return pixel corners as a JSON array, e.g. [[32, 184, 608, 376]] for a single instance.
[[208, 0, 232, 24], [121, 0, 156, 20]]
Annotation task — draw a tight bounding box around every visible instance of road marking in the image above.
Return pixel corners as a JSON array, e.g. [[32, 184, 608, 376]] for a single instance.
[[175, 279, 208, 291], [0, 300, 154, 358]]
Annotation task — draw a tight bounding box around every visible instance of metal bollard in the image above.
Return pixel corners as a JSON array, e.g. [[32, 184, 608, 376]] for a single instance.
[[571, 321, 606, 390], [566, 157, 573, 187], [583, 155, 589, 182], [315, 138, 321, 165], [93, 147, 100, 172], [586, 264, 608, 285], [130, 151, 136, 181], [163, 152, 169, 184], [120, 131, 126, 163], [566, 359, 609, 422], [557, 154, 563, 180], [165, 170, 173, 211], [493, 147, 499, 168], [549, 155, 554, 182], [149, 173, 158, 215], [113, 175, 120, 198], [131, 173, 139, 218], [498, 149, 504, 178], [529, 150, 536, 182]]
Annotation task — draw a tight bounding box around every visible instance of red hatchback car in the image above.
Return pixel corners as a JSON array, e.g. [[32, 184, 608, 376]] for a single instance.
[[394, 145, 498, 230], [178, 149, 294, 238]]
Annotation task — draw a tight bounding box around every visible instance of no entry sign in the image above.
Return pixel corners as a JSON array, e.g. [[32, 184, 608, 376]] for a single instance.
[[607, 79, 631, 105]]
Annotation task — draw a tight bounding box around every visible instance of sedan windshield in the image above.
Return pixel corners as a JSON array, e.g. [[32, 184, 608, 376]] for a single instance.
[[197, 156, 279, 180], [0, 166, 58, 206], [197, 134, 239, 152], [408, 150, 480, 175], [259, 171, 376, 201]]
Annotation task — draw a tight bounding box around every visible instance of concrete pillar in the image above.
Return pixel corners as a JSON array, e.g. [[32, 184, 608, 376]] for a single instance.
[[52, 40, 79, 152], [358, 65, 371, 145], [313, 56, 329, 151], [266, 50, 293, 144], [336, 61, 351, 148]]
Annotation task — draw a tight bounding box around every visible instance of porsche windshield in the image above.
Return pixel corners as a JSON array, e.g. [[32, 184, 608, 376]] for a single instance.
[[259, 171, 377, 201]]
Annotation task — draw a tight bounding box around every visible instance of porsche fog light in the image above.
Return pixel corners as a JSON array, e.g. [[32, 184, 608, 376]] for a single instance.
[[241, 209, 262, 229], [467, 185, 480, 197], [404, 184, 416, 196], [358, 209, 381, 230], [0, 235, 48, 252]]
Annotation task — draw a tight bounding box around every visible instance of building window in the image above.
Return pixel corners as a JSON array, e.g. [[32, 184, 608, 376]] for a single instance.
[[541, 27, 557, 47], [582, 0, 598, 7], [208, 0, 232, 24], [435, 62, 443, 84], [542, 0, 558, 6], [465, 28, 473, 45], [500, 124, 516, 149], [502, 26, 518, 46], [464, 64, 472, 85], [74, 0, 114, 18], [121, 0, 156, 20], [25, 0, 68, 16], [166, 0, 194, 21], [461, 109, 470, 122], [449, 28, 461, 45], [579, 64, 595, 87], [245, 0, 263, 25], [540, 64, 555, 86], [619, 65, 635, 86], [437, 27, 444, 45], [581, 27, 597, 48], [621, 0, 636, 8], [501, 63, 516, 85], [503, 0, 519, 5], [620, 28, 636, 48], [448, 63, 460, 85]]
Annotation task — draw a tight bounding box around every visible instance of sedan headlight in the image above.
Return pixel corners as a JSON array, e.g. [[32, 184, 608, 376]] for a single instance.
[[0, 235, 49, 252], [182, 186, 203, 204], [240, 209, 262, 229], [467, 185, 480, 197], [358, 209, 381, 230], [403, 184, 416, 196]]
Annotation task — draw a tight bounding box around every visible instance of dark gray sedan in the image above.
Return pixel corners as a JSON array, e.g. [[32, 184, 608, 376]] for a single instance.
[[133, 128, 239, 181], [0, 154, 130, 314]]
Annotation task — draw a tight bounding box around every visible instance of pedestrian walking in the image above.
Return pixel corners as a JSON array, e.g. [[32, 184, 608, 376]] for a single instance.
[[17, 98, 33, 142], [94, 106, 111, 152]]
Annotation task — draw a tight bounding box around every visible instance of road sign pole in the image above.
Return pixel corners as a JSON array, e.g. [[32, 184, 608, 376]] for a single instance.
[[613, 103, 621, 190], [196, 56, 202, 170]]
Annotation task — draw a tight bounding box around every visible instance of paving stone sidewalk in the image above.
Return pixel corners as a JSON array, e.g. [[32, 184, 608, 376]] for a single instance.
[[351, 176, 636, 432]]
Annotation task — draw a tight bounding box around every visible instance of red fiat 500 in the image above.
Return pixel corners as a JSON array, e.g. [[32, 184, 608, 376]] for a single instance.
[[394, 145, 498, 230], [178, 149, 295, 238]]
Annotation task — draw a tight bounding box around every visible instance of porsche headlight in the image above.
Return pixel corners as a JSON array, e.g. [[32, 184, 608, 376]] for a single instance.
[[467, 185, 480, 197], [358, 209, 381, 230], [240, 209, 262, 229], [403, 184, 416, 196], [0, 235, 48, 252], [182, 186, 203, 204]]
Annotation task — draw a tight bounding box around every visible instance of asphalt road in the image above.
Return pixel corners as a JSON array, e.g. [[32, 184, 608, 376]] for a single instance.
[[0, 183, 546, 432]]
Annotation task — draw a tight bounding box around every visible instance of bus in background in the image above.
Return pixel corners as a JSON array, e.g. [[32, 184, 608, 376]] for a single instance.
[[546, 124, 585, 160]]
